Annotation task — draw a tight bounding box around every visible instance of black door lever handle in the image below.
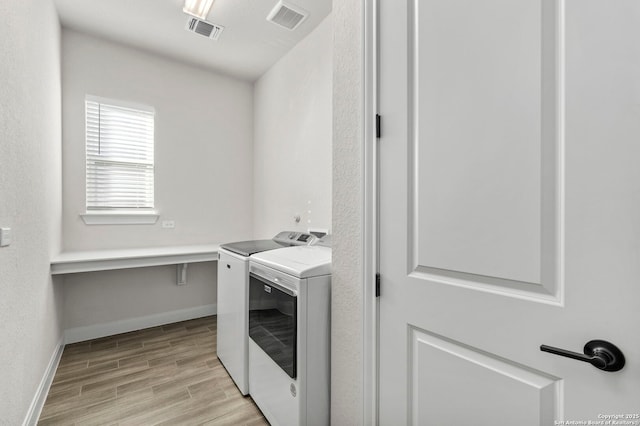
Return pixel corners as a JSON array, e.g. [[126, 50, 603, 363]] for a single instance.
[[540, 340, 625, 372]]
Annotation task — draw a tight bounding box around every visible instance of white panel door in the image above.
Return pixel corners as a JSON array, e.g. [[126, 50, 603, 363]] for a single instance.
[[378, 0, 640, 424]]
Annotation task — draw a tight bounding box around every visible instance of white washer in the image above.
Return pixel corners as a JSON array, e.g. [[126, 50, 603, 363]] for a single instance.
[[217, 232, 317, 395], [248, 242, 331, 426]]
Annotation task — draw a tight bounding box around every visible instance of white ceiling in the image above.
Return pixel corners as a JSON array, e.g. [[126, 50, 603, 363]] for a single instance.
[[53, 0, 332, 81]]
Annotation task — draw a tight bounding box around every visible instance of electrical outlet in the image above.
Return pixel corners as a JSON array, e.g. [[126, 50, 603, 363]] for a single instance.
[[0, 228, 12, 247], [162, 220, 175, 229]]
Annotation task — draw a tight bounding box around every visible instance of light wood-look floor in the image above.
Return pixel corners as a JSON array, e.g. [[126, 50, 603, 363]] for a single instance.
[[38, 316, 269, 425]]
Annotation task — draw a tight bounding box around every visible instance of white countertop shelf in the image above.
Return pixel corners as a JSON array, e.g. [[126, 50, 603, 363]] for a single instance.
[[50, 244, 220, 275]]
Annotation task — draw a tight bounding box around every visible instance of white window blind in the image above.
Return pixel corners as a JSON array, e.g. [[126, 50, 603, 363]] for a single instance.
[[86, 96, 155, 210]]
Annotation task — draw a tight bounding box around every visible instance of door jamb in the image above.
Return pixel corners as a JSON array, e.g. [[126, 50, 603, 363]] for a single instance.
[[362, 0, 379, 424]]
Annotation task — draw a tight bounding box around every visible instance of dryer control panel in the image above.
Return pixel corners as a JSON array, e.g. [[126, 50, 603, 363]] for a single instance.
[[273, 231, 318, 246]]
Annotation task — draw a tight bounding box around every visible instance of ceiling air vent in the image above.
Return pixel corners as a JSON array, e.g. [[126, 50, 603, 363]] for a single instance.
[[267, 1, 308, 31], [185, 17, 224, 40]]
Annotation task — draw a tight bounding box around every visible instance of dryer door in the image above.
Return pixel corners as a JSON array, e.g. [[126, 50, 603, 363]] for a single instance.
[[249, 273, 297, 379]]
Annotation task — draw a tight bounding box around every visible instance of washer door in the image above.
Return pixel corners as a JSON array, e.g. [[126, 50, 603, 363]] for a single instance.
[[248, 273, 297, 379]]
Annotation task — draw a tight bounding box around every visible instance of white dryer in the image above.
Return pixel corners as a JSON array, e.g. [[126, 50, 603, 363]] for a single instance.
[[217, 232, 317, 395], [248, 240, 331, 426]]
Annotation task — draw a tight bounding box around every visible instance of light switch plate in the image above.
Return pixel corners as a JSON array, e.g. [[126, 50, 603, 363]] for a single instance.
[[162, 220, 175, 229], [0, 228, 12, 247]]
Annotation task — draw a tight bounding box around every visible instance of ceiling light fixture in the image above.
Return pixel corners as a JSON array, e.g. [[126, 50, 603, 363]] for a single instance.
[[183, 0, 215, 20]]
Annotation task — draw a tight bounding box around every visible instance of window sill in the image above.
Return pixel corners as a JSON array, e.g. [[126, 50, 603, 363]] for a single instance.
[[81, 212, 159, 225]]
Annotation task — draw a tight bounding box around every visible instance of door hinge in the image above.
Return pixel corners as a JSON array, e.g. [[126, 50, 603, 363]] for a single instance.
[[376, 114, 381, 139], [375, 273, 381, 297]]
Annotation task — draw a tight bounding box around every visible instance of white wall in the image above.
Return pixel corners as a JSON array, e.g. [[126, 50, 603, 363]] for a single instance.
[[0, 0, 63, 423], [63, 262, 216, 340], [331, 0, 364, 424], [60, 30, 254, 336], [62, 29, 254, 251], [253, 16, 333, 238]]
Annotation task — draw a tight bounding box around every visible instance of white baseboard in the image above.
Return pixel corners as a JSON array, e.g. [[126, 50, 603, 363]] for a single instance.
[[64, 304, 217, 344], [23, 337, 64, 426]]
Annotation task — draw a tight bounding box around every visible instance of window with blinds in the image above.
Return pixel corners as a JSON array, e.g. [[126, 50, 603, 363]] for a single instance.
[[85, 96, 155, 210]]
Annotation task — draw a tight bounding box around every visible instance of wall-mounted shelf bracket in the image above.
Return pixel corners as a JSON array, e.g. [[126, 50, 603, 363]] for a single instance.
[[177, 263, 188, 285]]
